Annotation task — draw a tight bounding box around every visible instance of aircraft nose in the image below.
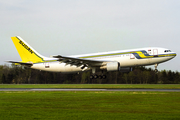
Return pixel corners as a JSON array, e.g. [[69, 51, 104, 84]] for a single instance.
[[172, 52, 177, 58]]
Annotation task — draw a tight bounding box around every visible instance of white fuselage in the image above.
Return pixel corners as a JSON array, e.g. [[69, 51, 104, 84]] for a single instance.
[[31, 47, 176, 73]]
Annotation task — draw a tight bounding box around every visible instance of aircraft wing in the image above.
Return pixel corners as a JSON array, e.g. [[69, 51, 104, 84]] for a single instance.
[[52, 55, 110, 68], [7, 61, 33, 66]]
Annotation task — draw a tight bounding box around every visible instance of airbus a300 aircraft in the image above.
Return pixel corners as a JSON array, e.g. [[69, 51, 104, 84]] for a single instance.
[[8, 36, 176, 79]]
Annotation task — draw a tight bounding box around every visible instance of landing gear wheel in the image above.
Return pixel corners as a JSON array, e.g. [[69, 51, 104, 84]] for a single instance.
[[102, 75, 106, 79], [155, 69, 158, 73], [94, 75, 98, 79], [90, 75, 94, 79], [154, 64, 158, 73], [99, 75, 103, 79]]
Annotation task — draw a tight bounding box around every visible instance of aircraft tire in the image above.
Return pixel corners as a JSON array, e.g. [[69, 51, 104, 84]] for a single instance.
[[90, 75, 94, 79], [102, 75, 106, 79], [155, 69, 158, 73], [99, 75, 103, 79], [94, 75, 98, 79]]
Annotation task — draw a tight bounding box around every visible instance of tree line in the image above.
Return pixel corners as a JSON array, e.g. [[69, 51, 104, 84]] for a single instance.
[[0, 64, 179, 84]]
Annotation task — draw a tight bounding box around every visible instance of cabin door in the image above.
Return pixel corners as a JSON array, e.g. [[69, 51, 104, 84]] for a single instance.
[[153, 49, 158, 57], [130, 52, 135, 59]]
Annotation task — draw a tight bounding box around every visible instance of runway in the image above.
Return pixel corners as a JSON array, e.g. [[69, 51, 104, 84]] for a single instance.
[[0, 88, 180, 92]]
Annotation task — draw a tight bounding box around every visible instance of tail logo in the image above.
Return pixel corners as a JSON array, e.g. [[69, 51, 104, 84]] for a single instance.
[[19, 40, 34, 54]]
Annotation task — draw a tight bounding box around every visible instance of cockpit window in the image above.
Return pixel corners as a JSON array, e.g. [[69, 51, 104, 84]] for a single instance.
[[164, 50, 171, 52]]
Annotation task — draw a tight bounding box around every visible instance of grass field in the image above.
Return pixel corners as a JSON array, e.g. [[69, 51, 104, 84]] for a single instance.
[[0, 84, 180, 119], [0, 91, 180, 120], [0, 84, 180, 89]]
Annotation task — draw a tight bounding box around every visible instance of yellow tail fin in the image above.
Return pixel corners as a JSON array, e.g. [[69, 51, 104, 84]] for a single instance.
[[11, 36, 45, 63]]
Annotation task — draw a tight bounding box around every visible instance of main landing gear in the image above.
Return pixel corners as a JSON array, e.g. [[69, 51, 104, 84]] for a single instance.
[[90, 74, 106, 79], [90, 67, 106, 79]]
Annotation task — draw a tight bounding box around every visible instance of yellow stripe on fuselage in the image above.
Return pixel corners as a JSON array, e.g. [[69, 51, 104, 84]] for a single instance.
[[136, 51, 153, 58]]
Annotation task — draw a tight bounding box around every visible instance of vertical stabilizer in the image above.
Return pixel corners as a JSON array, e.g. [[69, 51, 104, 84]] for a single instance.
[[11, 36, 45, 63]]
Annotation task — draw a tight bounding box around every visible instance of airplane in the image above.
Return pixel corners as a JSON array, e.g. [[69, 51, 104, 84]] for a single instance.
[[8, 36, 177, 79]]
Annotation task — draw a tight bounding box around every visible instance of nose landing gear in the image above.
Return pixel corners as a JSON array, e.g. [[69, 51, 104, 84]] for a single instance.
[[154, 64, 158, 73]]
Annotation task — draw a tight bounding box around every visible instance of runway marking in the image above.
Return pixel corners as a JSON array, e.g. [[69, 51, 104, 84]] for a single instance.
[[0, 88, 180, 92]]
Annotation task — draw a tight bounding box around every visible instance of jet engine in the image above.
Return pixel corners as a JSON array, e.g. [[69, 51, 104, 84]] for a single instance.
[[106, 62, 120, 71], [100, 62, 132, 72]]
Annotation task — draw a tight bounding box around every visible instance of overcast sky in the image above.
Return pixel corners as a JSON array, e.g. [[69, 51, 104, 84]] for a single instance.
[[0, 0, 179, 71]]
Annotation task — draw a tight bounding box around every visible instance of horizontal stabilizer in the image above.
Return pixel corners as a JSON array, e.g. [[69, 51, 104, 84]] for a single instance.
[[7, 61, 33, 66]]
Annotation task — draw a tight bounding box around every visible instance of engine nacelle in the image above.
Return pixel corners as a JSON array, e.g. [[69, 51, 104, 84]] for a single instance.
[[106, 62, 120, 71], [100, 62, 132, 72]]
